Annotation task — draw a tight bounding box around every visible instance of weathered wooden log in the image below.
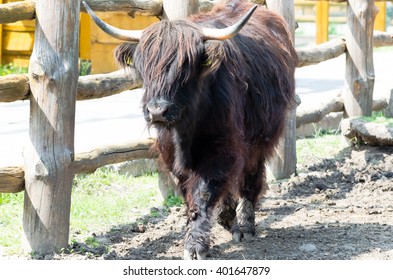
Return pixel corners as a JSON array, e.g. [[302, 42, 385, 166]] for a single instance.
[[0, 0, 35, 24], [344, 0, 378, 117], [374, 31, 393, 47], [297, 95, 387, 128], [0, 139, 156, 194], [342, 117, 393, 146], [0, 74, 30, 102], [73, 138, 155, 174], [0, 166, 24, 193], [81, 0, 163, 16], [373, 98, 388, 112], [266, 0, 297, 180], [296, 96, 344, 128], [0, 0, 268, 25], [23, 0, 80, 254], [0, 70, 143, 103], [77, 69, 142, 100], [297, 37, 346, 67]]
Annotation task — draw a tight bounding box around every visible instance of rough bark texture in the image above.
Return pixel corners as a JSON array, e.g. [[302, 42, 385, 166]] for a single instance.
[[0, 71, 143, 103], [81, 0, 163, 16], [0, 166, 24, 193], [297, 37, 346, 67], [73, 139, 155, 174], [342, 118, 393, 146], [0, 74, 30, 102], [344, 0, 378, 117], [0, 0, 35, 24], [162, 0, 198, 19], [266, 0, 297, 180], [0, 140, 155, 194], [77, 69, 142, 100], [374, 31, 393, 47], [297, 96, 344, 128], [22, 0, 80, 254]]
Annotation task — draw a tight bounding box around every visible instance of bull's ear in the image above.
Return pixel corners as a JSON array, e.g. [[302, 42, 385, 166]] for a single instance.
[[201, 41, 224, 75], [115, 43, 138, 68]]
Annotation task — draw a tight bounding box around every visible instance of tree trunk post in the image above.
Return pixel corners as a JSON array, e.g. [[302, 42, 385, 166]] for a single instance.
[[162, 0, 199, 20], [157, 0, 199, 199], [22, 0, 80, 254], [266, 0, 297, 180], [344, 0, 378, 117]]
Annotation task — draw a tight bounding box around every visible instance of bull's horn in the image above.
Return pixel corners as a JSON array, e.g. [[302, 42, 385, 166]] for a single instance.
[[202, 5, 258, 41], [82, 1, 143, 42]]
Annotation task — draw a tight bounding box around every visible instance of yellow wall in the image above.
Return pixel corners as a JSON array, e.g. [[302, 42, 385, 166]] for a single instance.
[[88, 12, 159, 73], [0, 0, 34, 67]]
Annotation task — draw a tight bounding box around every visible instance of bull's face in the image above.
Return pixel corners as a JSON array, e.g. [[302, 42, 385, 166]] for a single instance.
[[134, 21, 205, 128], [82, 1, 257, 128]]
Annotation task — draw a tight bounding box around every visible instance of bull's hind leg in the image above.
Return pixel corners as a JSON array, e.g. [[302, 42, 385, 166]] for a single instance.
[[183, 178, 225, 260], [232, 162, 267, 243]]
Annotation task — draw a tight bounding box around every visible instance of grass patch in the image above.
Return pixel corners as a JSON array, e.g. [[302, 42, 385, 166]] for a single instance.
[[0, 193, 24, 254], [0, 63, 28, 76], [70, 168, 162, 239], [296, 133, 342, 165], [0, 168, 163, 256], [361, 111, 393, 127]]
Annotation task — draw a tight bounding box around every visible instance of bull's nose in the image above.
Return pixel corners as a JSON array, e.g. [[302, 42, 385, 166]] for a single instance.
[[146, 101, 169, 123]]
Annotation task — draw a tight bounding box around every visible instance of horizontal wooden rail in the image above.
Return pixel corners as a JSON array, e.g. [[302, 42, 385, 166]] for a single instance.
[[73, 138, 156, 174], [80, 0, 162, 16], [297, 37, 346, 67], [0, 1, 268, 25], [0, 0, 163, 24], [0, 74, 30, 102], [297, 96, 388, 128], [0, 139, 155, 194], [0, 0, 35, 24], [77, 69, 143, 100], [0, 166, 24, 193], [0, 69, 142, 103]]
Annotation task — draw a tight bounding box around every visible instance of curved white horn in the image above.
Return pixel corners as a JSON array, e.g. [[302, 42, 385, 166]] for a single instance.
[[82, 1, 143, 42], [202, 5, 258, 41]]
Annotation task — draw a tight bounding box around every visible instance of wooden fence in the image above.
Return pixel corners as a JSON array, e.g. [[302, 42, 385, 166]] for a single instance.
[[0, 0, 393, 254]]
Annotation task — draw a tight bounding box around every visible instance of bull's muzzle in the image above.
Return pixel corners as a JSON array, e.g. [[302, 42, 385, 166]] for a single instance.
[[145, 100, 170, 124]]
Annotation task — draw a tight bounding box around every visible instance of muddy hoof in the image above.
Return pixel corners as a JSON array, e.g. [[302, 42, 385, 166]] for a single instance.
[[232, 229, 255, 243], [183, 249, 207, 260]]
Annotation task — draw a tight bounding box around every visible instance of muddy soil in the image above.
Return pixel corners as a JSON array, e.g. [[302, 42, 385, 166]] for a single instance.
[[50, 145, 393, 260]]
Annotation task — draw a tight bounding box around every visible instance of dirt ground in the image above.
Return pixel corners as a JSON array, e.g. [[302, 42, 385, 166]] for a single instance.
[[48, 145, 393, 260]]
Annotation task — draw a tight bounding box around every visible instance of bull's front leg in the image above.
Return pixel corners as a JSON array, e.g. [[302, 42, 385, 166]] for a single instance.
[[183, 178, 223, 260]]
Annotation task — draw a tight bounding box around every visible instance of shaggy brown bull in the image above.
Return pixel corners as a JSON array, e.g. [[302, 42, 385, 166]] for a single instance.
[[83, 0, 297, 259]]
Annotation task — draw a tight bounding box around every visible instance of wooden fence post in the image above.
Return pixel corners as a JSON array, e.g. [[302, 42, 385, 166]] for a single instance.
[[23, 0, 80, 254], [344, 0, 378, 117], [266, 0, 297, 180], [163, 0, 198, 20]]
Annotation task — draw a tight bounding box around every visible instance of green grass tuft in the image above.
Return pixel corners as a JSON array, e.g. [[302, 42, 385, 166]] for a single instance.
[[0, 63, 28, 76]]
